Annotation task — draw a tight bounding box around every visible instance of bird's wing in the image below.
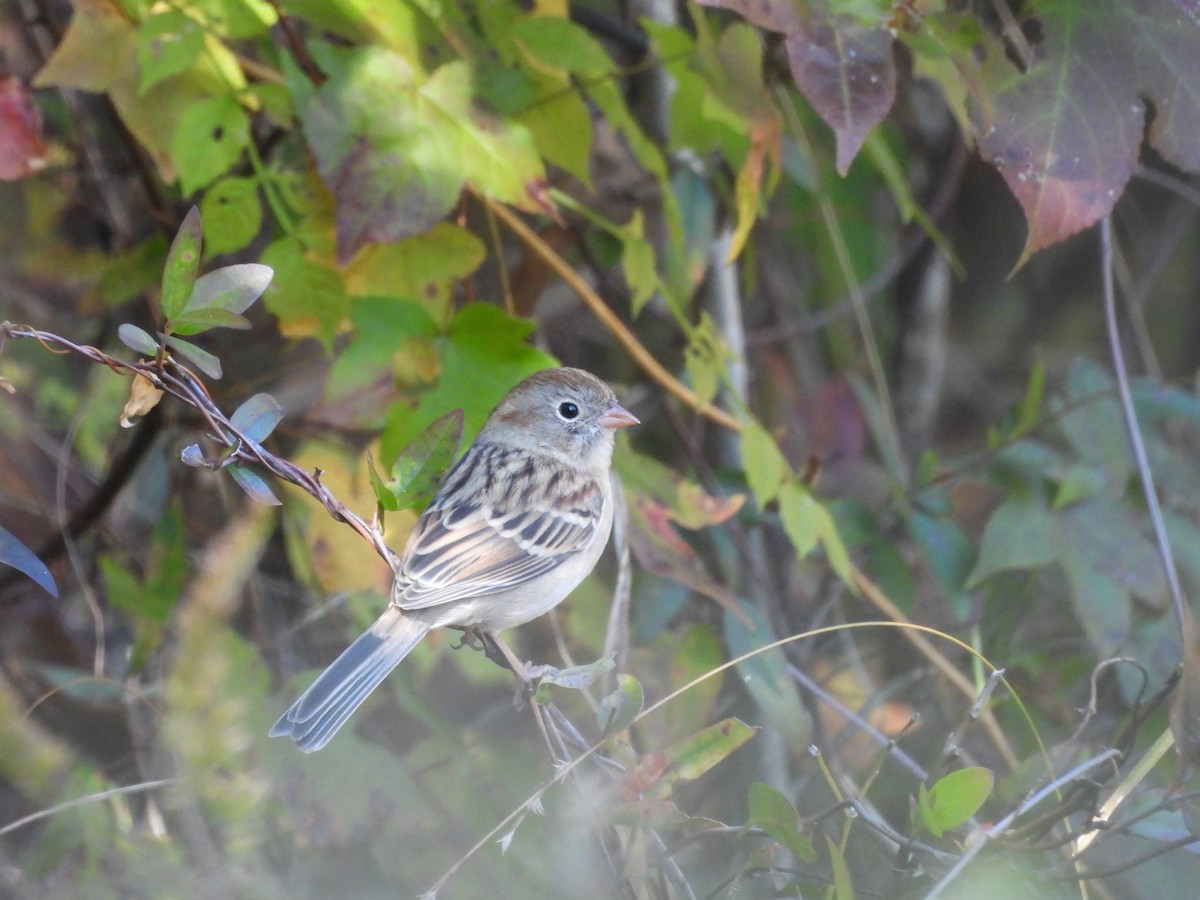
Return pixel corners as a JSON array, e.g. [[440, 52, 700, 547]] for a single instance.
[[392, 443, 605, 610]]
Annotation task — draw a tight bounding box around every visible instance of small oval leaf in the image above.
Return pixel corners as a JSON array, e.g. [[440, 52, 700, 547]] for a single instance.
[[919, 767, 994, 837], [180, 444, 206, 467], [599, 673, 644, 736], [117, 323, 161, 356], [0, 525, 57, 597], [230, 393, 284, 443], [181, 263, 273, 316], [168, 308, 252, 336], [228, 464, 281, 506], [161, 207, 202, 319], [165, 335, 222, 379]]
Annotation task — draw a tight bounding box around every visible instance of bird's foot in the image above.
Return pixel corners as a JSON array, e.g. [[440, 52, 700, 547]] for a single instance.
[[450, 625, 485, 652]]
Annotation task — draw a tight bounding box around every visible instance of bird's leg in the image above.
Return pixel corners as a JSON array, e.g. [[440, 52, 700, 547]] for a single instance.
[[486, 633, 568, 765], [486, 633, 564, 705], [478, 631, 518, 673]]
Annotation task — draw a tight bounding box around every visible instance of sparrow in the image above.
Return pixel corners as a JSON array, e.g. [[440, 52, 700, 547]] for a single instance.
[[270, 367, 638, 752]]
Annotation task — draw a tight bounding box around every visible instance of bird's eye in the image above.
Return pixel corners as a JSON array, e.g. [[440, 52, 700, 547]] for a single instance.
[[558, 401, 580, 420]]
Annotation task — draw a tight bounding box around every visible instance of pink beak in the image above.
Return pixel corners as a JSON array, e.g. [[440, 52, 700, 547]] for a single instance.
[[599, 403, 639, 429]]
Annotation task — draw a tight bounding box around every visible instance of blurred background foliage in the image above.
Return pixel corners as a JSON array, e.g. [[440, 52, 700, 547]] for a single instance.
[[3, 0, 1200, 896]]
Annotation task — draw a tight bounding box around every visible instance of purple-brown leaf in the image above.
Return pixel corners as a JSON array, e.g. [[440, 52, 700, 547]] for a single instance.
[[784, 15, 896, 175], [974, 0, 1200, 267], [698, 0, 896, 174]]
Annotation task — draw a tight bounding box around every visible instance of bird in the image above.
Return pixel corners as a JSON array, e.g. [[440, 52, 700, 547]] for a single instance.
[[270, 367, 639, 752]]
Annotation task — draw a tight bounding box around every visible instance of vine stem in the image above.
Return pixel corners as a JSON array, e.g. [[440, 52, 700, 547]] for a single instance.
[[1, 322, 397, 571], [1099, 218, 1188, 632], [480, 194, 742, 433]]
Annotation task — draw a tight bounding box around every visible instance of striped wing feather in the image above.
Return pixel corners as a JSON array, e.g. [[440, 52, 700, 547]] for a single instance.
[[392, 443, 602, 610]]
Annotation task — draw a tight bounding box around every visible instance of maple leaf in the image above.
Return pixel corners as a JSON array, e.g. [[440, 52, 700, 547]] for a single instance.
[[974, 0, 1200, 267]]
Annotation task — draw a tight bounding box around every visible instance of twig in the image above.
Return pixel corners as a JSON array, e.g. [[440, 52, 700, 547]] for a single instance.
[[1099, 218, 1189, 632], [925, 749, 1123, 898], [0, 323, 397, 571], [0, 778, 175, 838], [851, 566, 1020, 769]]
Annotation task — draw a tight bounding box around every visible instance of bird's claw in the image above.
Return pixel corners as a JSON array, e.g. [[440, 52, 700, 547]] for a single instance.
[[450, 626, 485, 652]]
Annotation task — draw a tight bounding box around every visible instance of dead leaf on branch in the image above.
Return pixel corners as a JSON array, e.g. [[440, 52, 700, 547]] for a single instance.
[[119, 372, 164, 428]]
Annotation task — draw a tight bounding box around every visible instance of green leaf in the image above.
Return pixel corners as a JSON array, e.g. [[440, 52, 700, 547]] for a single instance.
[[908, 509, 974, 618], [1056, 359, 1130, 493], [376, 407, 463, 512], [188, 0, 278, 39], [1052, 463, 1108, 508], [172, 94, 250, 196], [102, 503, 188, 667], [747, 782, 817, 863], [665, 623, 725, 742], [144, 502, 188, 620], [200, 176, 262, 255], [967, 493, 1057, 587], [1012, 358, 1046, 438], [118, 323, 161, 356], [379, 304, 556, 463], [228, 463, 281, 506], [740, 419, 788, 504], [513, 16, 614, 76], [324, 297, 439, 424], [303, 49, 547, 262], [514, 73, 593, 187], [646, 718, 759, 799], [230, 393, 284, 443], [161, 207, 203, 319], [137, 10, 205, 92], [599, 673, 644, 736], [826, 833, 856, 900], [178, 263, 273, 320], [535, 656, 615, 700], [346, 222, 485, 325], [0, 524, 57, 597], [682, 312, 728, 407], [918, 767, 994, 837], [778, 479, 818, 556], [622, 214, 659, 316], [169, 308, 252, 334], [165, 335, 222, 379], [260, 237, 349, 347], [420, 61, 547, 209], [781, 485, 856, 589]]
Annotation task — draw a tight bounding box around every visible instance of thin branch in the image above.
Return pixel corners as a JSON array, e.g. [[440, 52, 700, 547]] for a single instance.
[[1099, 218, 1189, 631], [925, 749, 1123, 899], [0, 323, 397, 571], [0, 779, 175, 838], [851, 566, 1021, 769]]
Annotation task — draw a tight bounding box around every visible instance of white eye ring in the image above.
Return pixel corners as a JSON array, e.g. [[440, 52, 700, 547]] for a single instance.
[[557, 400, 580, 420]]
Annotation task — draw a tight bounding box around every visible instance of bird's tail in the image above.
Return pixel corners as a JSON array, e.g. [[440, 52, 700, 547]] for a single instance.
[[270, 606, 431, 752]]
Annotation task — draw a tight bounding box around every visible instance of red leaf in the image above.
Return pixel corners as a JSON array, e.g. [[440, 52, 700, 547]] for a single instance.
[[974, 0, 1200, 266], [0, 78, 47, 181], [628, 496, 750, 624]]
